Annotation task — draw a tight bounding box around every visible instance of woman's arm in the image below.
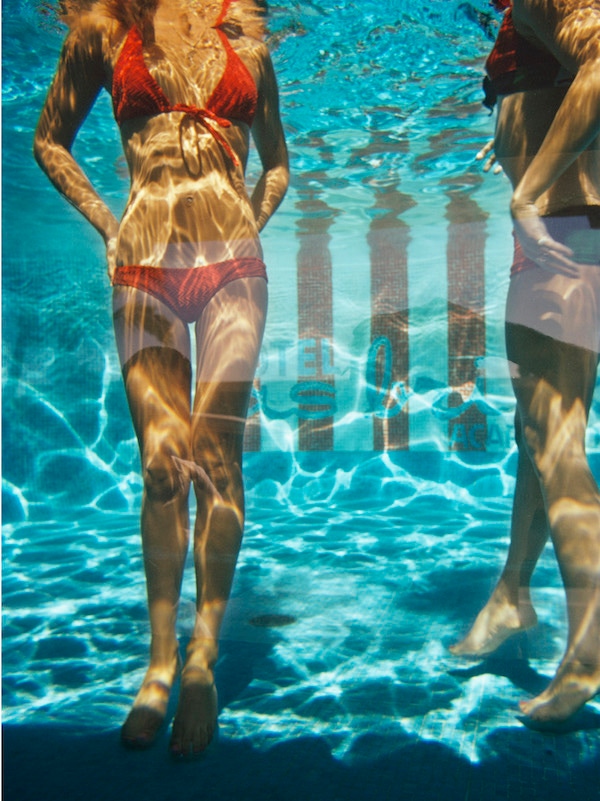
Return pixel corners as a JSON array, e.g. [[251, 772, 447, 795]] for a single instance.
[[510, 7, 600, 209], [509, 0, 600, 271], [250, 46, 289, 232], [33, 19, 120, 262]]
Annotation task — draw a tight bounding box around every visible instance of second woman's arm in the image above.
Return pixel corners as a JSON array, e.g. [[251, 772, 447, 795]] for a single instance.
[[509, 0, 600, 271]]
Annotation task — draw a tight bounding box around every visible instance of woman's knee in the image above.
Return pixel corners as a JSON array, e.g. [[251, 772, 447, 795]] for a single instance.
[[143, 445, 191, 503], [188, 439, 242, 505], [202, 454, 242, 498]]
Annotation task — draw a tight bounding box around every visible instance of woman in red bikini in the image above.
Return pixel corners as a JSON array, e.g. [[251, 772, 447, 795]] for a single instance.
[[34, 0, 288, 755], [451, 0, 600, 725]]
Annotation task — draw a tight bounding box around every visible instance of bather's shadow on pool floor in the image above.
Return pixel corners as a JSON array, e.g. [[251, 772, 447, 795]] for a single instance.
[[5, 556, 600, 801], [4, 583, 600, 800], [4, 631, 600, 801], [3, 719, 599, 801]]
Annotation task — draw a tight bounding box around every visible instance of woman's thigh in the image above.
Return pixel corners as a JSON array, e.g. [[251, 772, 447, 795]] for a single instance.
[[191, 278, 267, 474], [113, 286, 193, 455], [113, 285, 191, 367], [506, 323, 599, 484], [193, 277, 267, 418], [194, 277, 268, 387]]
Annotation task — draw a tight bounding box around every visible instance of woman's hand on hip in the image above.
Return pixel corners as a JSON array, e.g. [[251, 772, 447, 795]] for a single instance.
[[511, 200, 579, 276]]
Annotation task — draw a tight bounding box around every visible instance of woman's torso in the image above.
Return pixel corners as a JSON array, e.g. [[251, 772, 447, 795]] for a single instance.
[[490, 3, 600, 214], [495, 87, 600, 215], [101, 4, 264, 268]]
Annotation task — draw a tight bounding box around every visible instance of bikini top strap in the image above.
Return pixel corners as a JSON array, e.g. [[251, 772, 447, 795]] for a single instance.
[[214, 0, 235, 29]]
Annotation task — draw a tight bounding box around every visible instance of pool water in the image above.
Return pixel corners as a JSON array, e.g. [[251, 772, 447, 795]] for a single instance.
[[2, 1, 600, 798]]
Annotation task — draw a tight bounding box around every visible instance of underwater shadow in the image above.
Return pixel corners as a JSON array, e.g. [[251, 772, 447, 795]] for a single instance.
[[4, 717, 599, 801], [447, 635, 549, 697], [448, 646, 600, 734]]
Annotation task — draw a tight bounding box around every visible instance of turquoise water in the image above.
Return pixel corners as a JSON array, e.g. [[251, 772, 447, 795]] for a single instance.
[[2, 1, 600, 798]]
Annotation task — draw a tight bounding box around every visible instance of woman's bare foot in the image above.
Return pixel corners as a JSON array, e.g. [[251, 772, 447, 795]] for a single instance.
[[520, 601, 600, 723], [519, 659, 600, 723], [121, 657, 179, 750], [169, 664, 218, 759], [450, 584, 537, 657]]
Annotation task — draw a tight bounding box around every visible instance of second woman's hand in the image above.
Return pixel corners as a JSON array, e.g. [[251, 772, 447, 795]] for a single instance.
[[476, 138, 503, 174], [510, 199, 579, 276]]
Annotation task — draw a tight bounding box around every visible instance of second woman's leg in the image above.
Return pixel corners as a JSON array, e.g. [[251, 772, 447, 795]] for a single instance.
[[450, 418, 548, 656], [170, 277, 268, 756], [451, 259, 600, 664], [507, 323, 600, 721]]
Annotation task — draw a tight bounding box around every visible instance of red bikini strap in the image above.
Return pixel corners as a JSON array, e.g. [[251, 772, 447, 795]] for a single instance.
[[171, 104, 240, 167], [214, 0, 235, 28]]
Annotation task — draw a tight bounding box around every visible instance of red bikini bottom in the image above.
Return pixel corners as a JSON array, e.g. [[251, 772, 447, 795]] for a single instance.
[[112, 257, 267, 323]]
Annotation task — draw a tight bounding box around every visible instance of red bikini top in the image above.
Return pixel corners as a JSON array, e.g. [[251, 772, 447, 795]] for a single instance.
[[483, 6, 573, 109], [112, 0, 258, 164]]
